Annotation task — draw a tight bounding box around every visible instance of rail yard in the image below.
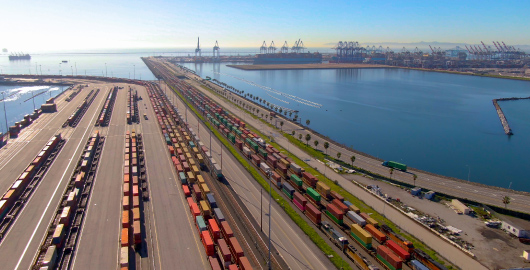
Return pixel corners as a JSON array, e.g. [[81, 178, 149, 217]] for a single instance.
[[0, 54, 524, 270]]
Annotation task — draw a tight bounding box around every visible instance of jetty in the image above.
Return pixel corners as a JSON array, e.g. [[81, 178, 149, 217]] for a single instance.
[[493, 96, 530, 135]]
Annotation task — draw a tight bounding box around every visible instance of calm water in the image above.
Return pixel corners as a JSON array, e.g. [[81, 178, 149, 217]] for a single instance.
[[182, 63, 530, 192], [2, 51, 530, 192], [0, 85, 68, 133]]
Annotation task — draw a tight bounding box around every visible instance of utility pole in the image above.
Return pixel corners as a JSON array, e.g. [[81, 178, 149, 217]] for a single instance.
[[268, 171, 272, 270]]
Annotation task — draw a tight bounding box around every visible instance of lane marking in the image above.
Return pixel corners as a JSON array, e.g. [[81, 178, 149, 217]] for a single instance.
[[15, 86, 108, 270]]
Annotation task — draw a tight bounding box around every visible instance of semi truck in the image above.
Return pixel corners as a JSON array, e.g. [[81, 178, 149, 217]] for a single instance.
[[382, 161, 407, 172]]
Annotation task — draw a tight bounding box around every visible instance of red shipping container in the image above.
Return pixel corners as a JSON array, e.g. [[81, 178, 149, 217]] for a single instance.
[[190, 203, 200, 217], [217, 239, 232, 266], [133, 221, 141, 244], [332, 199, 348, 214], [293, 192, 307, 207], [305, 203, 321, 224], [123, 183, 130, 196], [377, 245, 403, 270], [182, 185, 191, 197], [208, 256, 222, 270], [201, 231, 215, 256], [121, 228, 129, 247], [330, 191, 344, 202], [239, 257, 252, 270], [385, 239, 411, 260], [228, 237, 244, 263], [326, 204, 343, 220], [208, 219, 220, 243], [220, 221, 233, 240]]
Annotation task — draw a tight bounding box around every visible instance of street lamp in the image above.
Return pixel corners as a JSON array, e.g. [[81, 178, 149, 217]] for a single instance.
[[2, 92, 9, 134], [267, 170, 272, 270]]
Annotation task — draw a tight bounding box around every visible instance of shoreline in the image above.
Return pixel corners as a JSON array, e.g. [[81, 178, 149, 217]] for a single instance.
[[226, 63, 530, 82], [197, 73, 530, 199]]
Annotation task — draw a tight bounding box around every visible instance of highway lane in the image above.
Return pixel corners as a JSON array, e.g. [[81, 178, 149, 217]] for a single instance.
[[169, 82, 337, 270], [72, 84, 127, 270], [0, 86, 93, 197], [180, 75, 488, 269], [136, 84, 209, 269], [0, 85, 110, 270]]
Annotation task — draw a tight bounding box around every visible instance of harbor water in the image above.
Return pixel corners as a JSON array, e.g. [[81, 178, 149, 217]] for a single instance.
[[182, 63, 530, 192], [2, 51, 530, 192]]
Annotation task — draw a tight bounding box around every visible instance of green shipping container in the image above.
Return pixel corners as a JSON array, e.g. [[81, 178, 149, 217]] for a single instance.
[[350, 230, 372, 249], [325, 211, 343, 225], [282, 188, 293, 199], [258, 148, 267, 159], [376, 254, 399, 270], [306, 188, 321, 202], [290, 174, 303, 188], [235, 129, 242, 136], [227, 133, 235, 143], [196, 216, 207, 231], [250, 142, 258, 152]]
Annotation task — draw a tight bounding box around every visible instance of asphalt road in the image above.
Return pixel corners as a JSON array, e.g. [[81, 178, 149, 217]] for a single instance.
[[0, 83, 111, 270], [71, 84, 127, 270], [167, 81, 338, 270], [135, 84, 209, 270], [173, 66, 488, 270]]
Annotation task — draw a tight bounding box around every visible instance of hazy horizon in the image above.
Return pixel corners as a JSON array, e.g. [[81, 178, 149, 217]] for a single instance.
[[2, 0, 529, 52]]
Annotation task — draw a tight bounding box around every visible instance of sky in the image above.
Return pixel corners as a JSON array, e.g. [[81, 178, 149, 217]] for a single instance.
[[1, 0, 529, 52]]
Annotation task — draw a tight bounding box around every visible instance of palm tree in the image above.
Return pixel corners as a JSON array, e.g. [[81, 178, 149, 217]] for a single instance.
[[350, 155, 355, 167], [279, 108, 283, 114], [298, 134, 302, 140], [314, 140, 319, 149], [337, 152, 341, 159], [389, 168, 394, 179], [280, 121, 284, 131], [292, 131, 295, 136], [324, 142, 329, 154], [503, 196, 511, 208], [305, 134, 311, 146], [413, 174, 417, 186], [306, 119, 310, 126]]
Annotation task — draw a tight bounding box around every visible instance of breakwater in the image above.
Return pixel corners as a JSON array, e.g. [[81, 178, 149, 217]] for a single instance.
[[493, 96, 530, 135]]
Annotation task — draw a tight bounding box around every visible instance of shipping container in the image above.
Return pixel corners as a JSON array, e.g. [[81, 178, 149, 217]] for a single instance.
[[350, 224, 372, 249], [293, 192, 307, 212], [410, 260, 429, 270], [385, 239, 411, 261], [239, 257, 253, 270], [325, 204, 343, 225], [214, 208, 225, 223], [281, 182, 295, 199], [202, 231, 215, 256], [316, 181, 330, 199], [206, 193, 217, 209], [196, 216, 208, 232], [305, 203, 321, 225], [228, 237, 244, 264], [364, 224, 386, 243], [332, 199, 348, 213], [221, 221, 233, 240], [346, 211, 366, 227], [377, 245, 403, 270], [217, 239, 232, 268]]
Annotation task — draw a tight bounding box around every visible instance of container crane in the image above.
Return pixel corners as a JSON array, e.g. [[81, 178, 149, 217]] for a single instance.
[[213, 41, 220, 61], [267, 41, 276, 54], [195, 37, 201, 58], [280, 41, 289, 53], [260, 41, 268, 54]]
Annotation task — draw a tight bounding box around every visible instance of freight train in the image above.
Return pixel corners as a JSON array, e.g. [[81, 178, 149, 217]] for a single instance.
[[142, 81, 252, 270], [145, 60, 443, 270]]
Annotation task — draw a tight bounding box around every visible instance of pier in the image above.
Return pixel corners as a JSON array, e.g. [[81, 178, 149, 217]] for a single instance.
[[493, 96, 530, 135]]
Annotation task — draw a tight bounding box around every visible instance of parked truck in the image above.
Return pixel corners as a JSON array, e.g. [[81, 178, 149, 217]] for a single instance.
[[382, 161, 407, 171]]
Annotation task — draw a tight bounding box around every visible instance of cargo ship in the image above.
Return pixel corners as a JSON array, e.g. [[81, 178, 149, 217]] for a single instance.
[[8, 53, 31, 61], [254, 52, 322, 64]]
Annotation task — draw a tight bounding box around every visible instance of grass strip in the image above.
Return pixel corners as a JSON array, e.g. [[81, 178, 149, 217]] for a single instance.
[[198, 85, 454, 268], [170, 84, 354, 270]]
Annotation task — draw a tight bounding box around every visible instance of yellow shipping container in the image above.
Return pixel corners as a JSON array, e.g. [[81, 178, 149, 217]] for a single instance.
[[197, 175, 205, 184], [316, 181, 330, 196], [188, 159, 196, 167], [201, 184, 210, 194], [366, 217, 379, 227], [196, 154, 204, 164], [279, 159, 290, 167], [350, 224, 372, 245], [200, 200, 211, 216], [187, 171, 196, 183], [192, 165, 200, 176], [348, 204, 360, 214]]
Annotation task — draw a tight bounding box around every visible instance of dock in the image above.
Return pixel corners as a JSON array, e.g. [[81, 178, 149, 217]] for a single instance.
[[227, 63, 395, 70], [493, 96, 530, 135], [493, 99, 513, 135]]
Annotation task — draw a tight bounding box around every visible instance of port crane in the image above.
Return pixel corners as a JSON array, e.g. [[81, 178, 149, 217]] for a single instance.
[[195, 37, 201, 58], [213, 41, 220, 61]]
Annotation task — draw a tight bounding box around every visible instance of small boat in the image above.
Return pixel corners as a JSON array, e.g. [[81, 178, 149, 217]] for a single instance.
[[62, 60, 68, 63]]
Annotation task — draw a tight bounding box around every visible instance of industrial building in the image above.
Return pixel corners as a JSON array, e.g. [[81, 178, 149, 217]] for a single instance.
[[452, 199, 471, 215], [502, 216, 530, 238]]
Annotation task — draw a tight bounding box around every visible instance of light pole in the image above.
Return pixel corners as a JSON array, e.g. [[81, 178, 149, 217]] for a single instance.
[[133, 65, 135, 79], [105, 63, 107, 77], [2, 92, 8, 133], [267, 170, 272, 270]]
